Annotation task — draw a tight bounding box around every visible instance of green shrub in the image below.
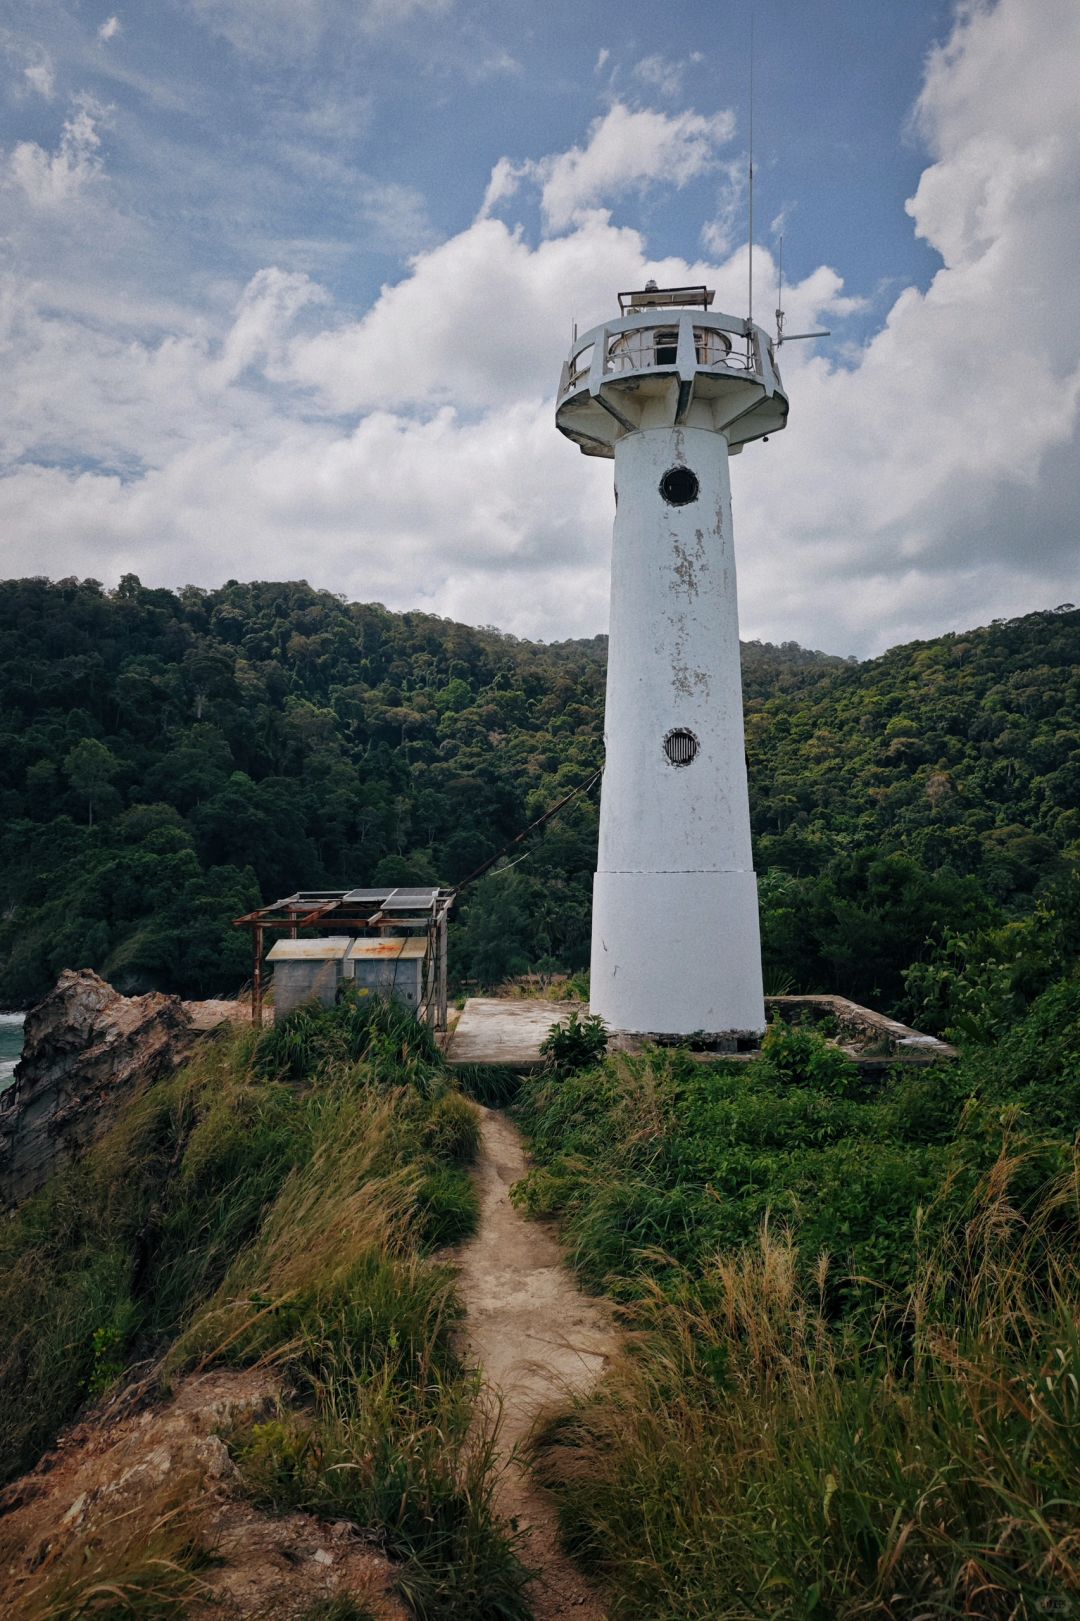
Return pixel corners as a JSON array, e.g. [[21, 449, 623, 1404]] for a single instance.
[[538, 1010, 608, 1075], [417, 1166, 479, 1248], [758, 1015, 859, 1094], [423, 1091, 481, 1164]]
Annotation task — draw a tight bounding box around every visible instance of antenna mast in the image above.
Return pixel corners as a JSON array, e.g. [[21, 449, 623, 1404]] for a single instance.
[[747, 6, 754, 330]]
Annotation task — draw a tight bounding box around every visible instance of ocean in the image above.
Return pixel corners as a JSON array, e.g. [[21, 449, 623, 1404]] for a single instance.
[[0, 1012, 26, 1086]]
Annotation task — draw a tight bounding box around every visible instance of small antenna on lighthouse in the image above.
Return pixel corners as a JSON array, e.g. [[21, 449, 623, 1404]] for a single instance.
[[747, 6, 755, 331], [773, 226, 833, 348]]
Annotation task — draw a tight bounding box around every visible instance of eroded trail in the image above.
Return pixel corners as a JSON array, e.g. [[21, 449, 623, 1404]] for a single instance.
[[453, 1106, 615, 1619]]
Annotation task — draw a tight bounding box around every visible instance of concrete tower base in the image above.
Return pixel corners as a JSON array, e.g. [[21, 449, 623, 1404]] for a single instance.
[[591, 869, 765, 1038]]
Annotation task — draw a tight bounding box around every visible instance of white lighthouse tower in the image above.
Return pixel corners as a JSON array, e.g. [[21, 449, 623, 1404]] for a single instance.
[[556, 284, 789, 1041]]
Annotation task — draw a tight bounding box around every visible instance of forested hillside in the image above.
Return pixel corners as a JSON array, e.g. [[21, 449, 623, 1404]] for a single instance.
[[0, 576, 1076, 1029]]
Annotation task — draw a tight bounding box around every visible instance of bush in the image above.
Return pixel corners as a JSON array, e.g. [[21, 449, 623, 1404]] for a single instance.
[[538, 1010, 608, 1075]]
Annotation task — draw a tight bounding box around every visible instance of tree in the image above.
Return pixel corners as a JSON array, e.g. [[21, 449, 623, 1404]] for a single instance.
[[64, 738, 119, 828]]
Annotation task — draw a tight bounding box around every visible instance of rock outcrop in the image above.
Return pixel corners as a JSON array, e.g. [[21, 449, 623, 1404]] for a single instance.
[[0, 969, 197, 1207], [0, 1368, 407, 1619]]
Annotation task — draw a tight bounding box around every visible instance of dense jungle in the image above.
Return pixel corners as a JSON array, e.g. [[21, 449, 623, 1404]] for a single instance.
[[0, 576, 1078, 1038]]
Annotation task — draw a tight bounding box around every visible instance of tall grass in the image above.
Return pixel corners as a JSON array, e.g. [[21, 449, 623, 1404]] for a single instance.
[[0, 1023, 300, 1481], [518, 991, 1080, 1616], [0, 996, 532, 1619], [530, 1154, 1079, 1618], [2, 1471, 216, 1620], [174, 1083, 528, 1614]]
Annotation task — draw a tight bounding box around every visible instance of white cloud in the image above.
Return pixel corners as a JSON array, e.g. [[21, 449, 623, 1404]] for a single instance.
[[701, 157, 748, 257], [478, 102, 737, 233], [356, 178, 437, 255], [631, 54, 686, 99], [0, 0, 1078, 656], [22, 58, 55, 99], [4, 95, 109, 208], [185, 0, 450, 57], [538, 102, 735, 231], [213, 267, 329, 388], [98, 16, 122, 43]]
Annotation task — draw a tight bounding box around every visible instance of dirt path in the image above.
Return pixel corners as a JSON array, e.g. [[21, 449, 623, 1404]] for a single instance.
[[453, 1107, 615, 1619]]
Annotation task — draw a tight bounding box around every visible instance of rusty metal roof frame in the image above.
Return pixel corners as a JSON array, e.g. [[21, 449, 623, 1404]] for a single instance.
[[232, 887, 453, 1030], [233, 887, 452, 933]]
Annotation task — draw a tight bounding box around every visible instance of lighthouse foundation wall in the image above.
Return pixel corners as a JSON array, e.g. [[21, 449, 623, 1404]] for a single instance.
[[591, 869, 765, 1038]]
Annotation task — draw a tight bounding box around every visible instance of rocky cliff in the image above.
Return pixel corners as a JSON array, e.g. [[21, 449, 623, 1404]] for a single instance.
[[0, 970, 198, 1207]]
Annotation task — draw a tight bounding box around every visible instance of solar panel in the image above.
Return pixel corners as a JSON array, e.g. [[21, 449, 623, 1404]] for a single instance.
[[383, 888, 439, 909], [343, 888, 393, 903]]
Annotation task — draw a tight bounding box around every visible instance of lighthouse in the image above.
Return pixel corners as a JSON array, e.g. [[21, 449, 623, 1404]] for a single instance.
[[556, 283, 789, 1041]]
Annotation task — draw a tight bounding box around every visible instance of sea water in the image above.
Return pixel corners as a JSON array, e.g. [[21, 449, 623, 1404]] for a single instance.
[[0, 1012, 25, 1086]]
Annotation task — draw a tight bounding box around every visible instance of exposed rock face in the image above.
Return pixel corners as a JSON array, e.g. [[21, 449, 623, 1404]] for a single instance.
[[0, 969, 197, 1207]]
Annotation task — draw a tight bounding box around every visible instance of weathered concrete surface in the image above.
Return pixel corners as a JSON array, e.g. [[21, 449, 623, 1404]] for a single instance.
[[452, 1108, 614, 1619], [444, 997, 583, 1070]]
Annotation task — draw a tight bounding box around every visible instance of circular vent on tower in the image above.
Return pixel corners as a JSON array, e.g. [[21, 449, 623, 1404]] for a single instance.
[[664, 728, 699, 767], [659, 466, 699, 506]]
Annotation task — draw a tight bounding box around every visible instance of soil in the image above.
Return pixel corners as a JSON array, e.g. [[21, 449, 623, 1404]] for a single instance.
[[0, 1369, 406, 1619], [452, 1108, 616, 1619]]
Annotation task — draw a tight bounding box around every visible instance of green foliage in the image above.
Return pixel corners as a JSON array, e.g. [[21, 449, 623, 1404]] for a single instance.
[[423, 1090, 482, 1164], [516, 983, 1080, 1312], [532, 1171, 1079, 1619], [904, 868, 1080, 1038], [453, 1064, 522, 1107], [538, 1010, 609, 1075], [517, 988, 1080, 1617], [0, 576, 610, 1004], [7, 580, 1074, 1013], [758, 1015, 859, 1095], [0, 999, 527, 1614]]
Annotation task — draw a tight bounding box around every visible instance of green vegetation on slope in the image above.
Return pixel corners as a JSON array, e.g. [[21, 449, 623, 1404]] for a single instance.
[[6, 577, 1074, 1018], [517, 994, 1080, 1617], [0, 996, 530, 1619]]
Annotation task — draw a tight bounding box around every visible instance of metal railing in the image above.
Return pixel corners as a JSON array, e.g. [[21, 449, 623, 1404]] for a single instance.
[[562, 316, 765, 398]]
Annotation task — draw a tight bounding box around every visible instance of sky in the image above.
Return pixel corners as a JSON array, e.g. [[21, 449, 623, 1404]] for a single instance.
[[0, 0, 1077, 658]]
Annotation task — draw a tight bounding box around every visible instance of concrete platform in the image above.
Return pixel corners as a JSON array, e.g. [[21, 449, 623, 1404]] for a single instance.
[[444, 998, 582, 1070], [441, 993, 955, 1074]]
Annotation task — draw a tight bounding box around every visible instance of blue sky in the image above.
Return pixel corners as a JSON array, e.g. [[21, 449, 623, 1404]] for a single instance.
[[0, 0, 1077, 655]]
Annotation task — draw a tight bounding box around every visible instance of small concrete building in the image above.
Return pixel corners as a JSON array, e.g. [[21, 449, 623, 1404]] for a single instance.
[[345, 938, 427, 1010], [237, 886, 451, 1030], [265, 937, 351, 1021], [266, 935, 430, 1024]]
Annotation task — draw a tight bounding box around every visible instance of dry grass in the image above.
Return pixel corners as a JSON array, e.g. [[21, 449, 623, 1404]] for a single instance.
[[531, 1150, 1080, 1620], [5, 1471, 215, 1621]]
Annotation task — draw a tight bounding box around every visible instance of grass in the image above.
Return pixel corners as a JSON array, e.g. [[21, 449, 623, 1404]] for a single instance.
[[513, 1000, 1079, 1313], [517, 985, 1080, 1618], [2, 1471, 217, 1620], [532, 1158, 1079, 1618], [0, 993, 533, 1620], [454, 1063, 523, 1108]]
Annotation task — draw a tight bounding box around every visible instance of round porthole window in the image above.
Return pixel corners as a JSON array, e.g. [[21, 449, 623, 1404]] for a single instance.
[[664, 728, 699, 767], [659, 466, 699, 506]]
